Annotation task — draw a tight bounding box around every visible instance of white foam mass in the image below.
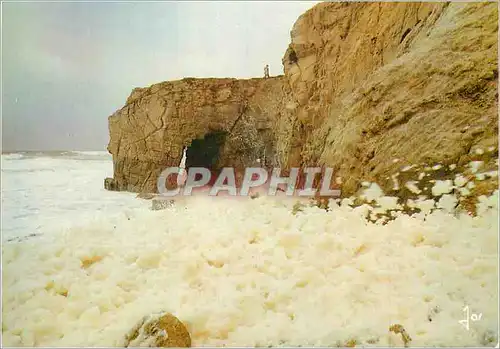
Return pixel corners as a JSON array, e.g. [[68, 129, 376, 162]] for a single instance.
[[469, 161, 484, 174], [375, 196, 400, 211], [391, 173, 400, 191], [454, 175, 468, 188], [458, 187, 471, 196], [1, 153, 499, 347], [431, 180, 454, 196], [436, 194, 458, 213], [481, 170, 499, 180], [2, 192, 499, 347], [476, 173, 487, 181], [361, 183, 384, 202], [414, 198, 436, 214], [405, 181, 422, 194]]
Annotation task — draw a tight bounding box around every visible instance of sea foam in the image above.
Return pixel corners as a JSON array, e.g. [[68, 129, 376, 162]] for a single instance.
[[2, 192, 498, 347]]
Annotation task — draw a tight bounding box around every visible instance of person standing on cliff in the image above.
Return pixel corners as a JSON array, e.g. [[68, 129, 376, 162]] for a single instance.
[[264, 64, 270, 78]]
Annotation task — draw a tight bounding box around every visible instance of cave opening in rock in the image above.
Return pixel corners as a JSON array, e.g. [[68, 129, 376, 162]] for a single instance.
[[185, 131, 227, 177], [289, 48, 298, 64]]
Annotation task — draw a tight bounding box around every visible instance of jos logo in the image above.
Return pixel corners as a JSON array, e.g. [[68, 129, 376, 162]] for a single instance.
[[458, 305, 482, 331]]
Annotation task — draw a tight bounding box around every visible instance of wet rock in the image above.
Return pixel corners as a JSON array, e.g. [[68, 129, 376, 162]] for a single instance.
[[124, 312, 191, 347], [389, 324, 411, 347], [104, 177, 118, 191], [137, 192, 155, 200], [151, 197, 175, 211]]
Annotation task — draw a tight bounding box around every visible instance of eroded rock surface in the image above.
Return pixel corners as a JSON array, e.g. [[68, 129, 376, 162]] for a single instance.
[[107, 2, 498, 199], [124, 312, 191, 347], [108, 77, 284, 192], [278, 2, 498, 197]]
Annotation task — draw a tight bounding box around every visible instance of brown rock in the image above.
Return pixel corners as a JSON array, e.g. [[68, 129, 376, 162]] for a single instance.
[[107, 2, 498, 202], [278, 2, 498, 198], [389, 324, 411, 347], [107, 77, 284, 193], [151, 197, 175, 211], [136, 192, 155, 200], [124, 312, 191, 347], [460, 175, 499, 216], [104, 177, 118, 191]]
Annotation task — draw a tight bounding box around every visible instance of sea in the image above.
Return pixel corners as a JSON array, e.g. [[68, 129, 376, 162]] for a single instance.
[[1, 151, 149, 242]]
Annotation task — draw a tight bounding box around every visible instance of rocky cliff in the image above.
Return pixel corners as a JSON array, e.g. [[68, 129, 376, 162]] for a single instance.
[[107, 2, 498, 201], [107, 77, 285, 192], [278, 1, 498, 198]]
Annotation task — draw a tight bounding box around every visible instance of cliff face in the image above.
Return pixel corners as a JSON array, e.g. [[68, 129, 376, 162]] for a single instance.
[[107, 2, 498, 198], [278, 1, 498, 197], [107, 77, 285, 192]]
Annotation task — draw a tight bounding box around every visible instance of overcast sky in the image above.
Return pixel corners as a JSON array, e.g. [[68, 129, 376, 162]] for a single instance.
[[2, 1, 317, 151]]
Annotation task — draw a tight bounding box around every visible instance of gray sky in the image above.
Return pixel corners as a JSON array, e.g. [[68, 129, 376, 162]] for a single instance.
[[1, 1, 317, 151]]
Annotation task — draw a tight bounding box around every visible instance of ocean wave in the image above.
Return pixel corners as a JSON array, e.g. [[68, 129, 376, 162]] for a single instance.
[[1, 153, 25, 160], [2, 151, 111, 162], [72, 150, 110, 156], [1, 168, 56, 173]]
